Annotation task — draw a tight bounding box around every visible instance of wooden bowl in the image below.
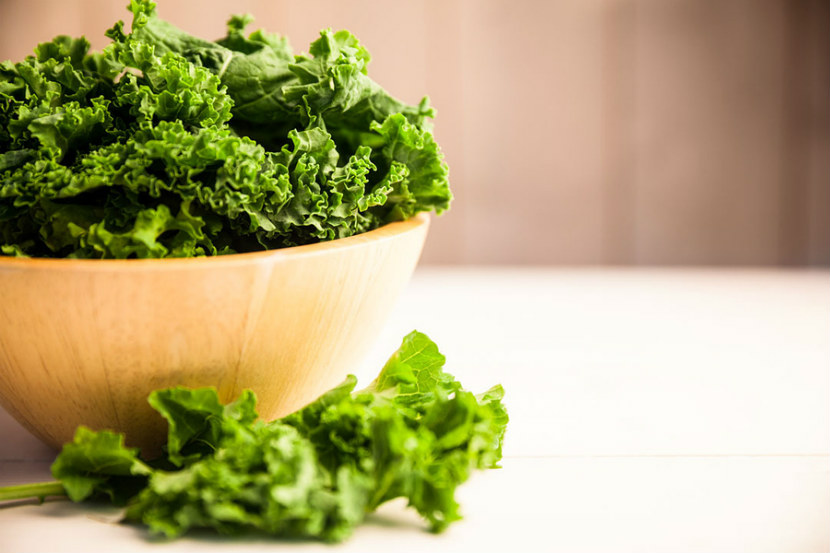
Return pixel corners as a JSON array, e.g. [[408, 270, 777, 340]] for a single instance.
[[0, 214, 429, 454]]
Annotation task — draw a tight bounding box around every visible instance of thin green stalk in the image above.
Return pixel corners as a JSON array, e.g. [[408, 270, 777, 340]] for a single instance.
[[0, 481, 66, 502]]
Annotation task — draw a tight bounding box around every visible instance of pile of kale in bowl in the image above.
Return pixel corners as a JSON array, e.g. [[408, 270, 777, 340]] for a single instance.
[[0, 0, 450, 259]]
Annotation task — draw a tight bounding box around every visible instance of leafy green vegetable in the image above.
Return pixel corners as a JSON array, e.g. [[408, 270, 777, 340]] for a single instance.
[[0, 331, 507, 542], [51, 427, 151, 504], [0, 0, 450, 258]]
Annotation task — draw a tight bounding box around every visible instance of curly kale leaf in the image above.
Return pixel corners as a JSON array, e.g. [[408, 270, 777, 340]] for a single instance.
[[0, 0, 450, 258], [23, 331, 507, 542]]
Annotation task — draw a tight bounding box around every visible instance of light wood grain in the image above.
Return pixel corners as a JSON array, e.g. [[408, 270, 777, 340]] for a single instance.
[[1, 268, 828, 552], [0, 215, 428, 454]]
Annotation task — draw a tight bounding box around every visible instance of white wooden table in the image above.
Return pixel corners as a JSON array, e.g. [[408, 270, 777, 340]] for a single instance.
[[1, 268, 828, 552]]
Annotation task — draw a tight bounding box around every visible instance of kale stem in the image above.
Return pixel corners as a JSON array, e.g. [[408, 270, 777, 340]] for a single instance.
[[0, 481, 66, 502]]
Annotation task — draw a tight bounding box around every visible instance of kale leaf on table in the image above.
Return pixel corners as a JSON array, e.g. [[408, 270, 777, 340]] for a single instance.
[[0, 0, 450, 258], [2, 331, 507, 542]]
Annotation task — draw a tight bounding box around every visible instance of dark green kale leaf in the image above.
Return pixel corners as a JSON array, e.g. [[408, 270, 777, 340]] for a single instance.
[[0, 0, 450, 258]]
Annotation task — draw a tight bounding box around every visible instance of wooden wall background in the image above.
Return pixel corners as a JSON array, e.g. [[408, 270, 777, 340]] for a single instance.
[[1, 0, 827, 265]]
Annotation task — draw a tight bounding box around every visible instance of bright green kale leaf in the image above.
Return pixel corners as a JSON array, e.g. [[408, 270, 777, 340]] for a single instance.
[[0, 331, 507, 542], [368, 327, 454, 402], [148, 387, 258, 467], [50, 427, 151, 504], [126, 416, 372, 541], [0, 0, 450, 258], [279, 330, 508, 532]]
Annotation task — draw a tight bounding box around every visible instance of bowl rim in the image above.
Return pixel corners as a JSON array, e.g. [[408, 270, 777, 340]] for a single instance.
[[0, 213, 430, 271]]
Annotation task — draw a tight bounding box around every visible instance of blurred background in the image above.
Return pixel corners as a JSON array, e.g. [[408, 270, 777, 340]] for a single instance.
[[1, 0, 827, 266]]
